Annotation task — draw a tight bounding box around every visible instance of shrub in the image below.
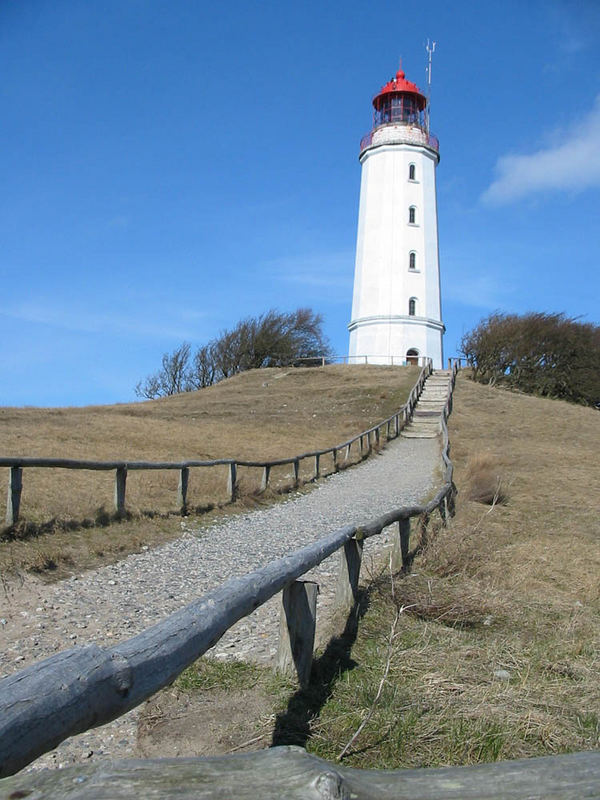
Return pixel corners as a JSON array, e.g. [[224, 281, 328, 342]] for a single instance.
[[461, 312, 600, 406]]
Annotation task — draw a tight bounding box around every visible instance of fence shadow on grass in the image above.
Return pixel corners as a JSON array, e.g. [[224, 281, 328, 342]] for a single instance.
[[271, 585, 372, 749]]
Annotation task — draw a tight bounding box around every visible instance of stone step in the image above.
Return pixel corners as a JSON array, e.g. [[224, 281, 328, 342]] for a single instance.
[[401, 429, 440, 439], [406, 373, 451, 441]]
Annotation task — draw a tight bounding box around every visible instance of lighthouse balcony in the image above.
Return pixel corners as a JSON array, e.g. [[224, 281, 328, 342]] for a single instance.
[[360, 124, 439, 155]]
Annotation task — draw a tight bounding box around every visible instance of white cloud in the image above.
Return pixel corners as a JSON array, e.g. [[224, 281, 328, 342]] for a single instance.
[[482, 95, 600, 204]]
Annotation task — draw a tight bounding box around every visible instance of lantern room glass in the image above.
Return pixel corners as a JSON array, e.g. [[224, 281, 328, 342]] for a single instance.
[[374, 94, 425, 129]]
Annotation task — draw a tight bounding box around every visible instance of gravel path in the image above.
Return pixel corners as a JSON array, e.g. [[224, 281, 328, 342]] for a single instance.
[[1, 434, 440, 773]]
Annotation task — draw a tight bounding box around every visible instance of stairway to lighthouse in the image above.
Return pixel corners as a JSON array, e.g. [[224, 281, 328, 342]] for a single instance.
[[401, 370, 452, 439]]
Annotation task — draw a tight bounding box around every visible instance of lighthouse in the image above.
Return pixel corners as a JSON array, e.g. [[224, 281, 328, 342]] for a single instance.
[[348, 64, 444, 368]]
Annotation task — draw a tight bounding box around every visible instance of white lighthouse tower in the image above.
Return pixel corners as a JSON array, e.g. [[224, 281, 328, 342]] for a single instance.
[[348, 64, 444, 368]]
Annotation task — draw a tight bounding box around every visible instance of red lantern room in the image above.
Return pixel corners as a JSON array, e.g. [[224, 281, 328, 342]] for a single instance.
[[372, 68, 427, 129], [359, 65, 438, 155]]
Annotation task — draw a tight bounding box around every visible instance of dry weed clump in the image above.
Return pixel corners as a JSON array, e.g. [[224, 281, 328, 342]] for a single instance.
[[465, 454, 507, 505], [393, 572, 504, 629]]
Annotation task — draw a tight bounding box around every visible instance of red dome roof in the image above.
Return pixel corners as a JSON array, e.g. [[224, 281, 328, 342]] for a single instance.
[[373, 68, 426, 111]]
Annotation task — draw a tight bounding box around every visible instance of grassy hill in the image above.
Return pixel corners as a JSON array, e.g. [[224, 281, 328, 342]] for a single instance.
[[0, 364, 419, 575]]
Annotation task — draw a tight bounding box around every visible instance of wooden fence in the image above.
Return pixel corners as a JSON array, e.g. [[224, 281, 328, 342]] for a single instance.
[[3, 363, 433, 527], [1, 362, 597, 797], [0, 363, 455, 777]]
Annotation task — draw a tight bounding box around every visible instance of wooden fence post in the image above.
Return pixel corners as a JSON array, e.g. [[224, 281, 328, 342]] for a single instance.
[[345, 443, 351, 462], [392, 518, 411, 571], [177, 467, 189, 515], [314, 454, 320, 480], [359, 435, 364, 456], [438, 496, 448, 525], [114, 467, 127, 516], [6, 467, 23, 526], [334, 537, 363, 613], [447, 485, 457, 517], [332, 449, 338, 473], [293, 459, 300, 488], [276, 580, 319, 687], [375, 427, 380, 447], [395, 414, 400, 436], [227, 462, 237, 502], [261, 465, 271, 491]]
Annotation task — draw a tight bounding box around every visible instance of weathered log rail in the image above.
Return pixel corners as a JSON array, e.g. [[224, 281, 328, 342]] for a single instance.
[[0, 363, 454, 778], [3, 362, 433, 526], [2, 746, 599, 799]]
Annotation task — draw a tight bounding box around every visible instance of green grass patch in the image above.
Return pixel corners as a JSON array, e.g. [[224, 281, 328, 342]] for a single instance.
[[175, 659, 269, 693]]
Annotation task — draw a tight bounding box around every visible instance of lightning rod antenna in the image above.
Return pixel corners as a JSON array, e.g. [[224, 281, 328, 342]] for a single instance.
[[425, 39, 436, 134]]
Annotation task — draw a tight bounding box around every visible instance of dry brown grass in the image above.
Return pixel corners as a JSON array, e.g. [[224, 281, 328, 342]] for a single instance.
[[465, 453, 507, 505], [0, 365, 418, 576], [305, 373, 600, 767]]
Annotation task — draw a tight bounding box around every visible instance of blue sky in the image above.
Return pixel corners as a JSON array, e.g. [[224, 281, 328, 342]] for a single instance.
[[1, 0, 599, 406]]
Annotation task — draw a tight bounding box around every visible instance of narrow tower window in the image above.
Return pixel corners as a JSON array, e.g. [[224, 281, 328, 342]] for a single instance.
[[409, 206, 416, 224], [409, 163, 416, 181], [409, 298, 417, 316], [409, 251, 416, 270]]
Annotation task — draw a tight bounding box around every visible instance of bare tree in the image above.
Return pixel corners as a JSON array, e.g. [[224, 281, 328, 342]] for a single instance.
[[135, 308, 332, 398], [135, 342, 191, 399], [186, 343, 218, 390]]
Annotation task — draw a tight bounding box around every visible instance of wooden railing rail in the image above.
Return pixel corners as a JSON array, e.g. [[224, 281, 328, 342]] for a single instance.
[[0, 363, 456, 777], [3, 746, 597, 799], [3, 362, 434, 526]]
